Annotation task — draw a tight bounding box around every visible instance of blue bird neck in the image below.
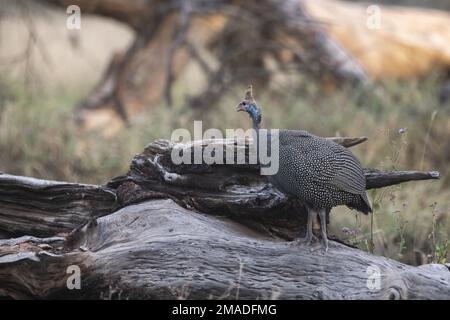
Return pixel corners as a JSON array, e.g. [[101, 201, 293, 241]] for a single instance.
[[247, 104, 261, 131], [247, 103, 262, 164]]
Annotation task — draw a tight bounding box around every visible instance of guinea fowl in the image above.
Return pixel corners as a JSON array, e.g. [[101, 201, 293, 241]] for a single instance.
[[236, 86, 372, 251]]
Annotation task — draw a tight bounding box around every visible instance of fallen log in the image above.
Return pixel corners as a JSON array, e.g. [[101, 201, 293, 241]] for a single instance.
[[0, 137, 446, 299], [304, 0, 450, 79], [0, 199, 449, 299]]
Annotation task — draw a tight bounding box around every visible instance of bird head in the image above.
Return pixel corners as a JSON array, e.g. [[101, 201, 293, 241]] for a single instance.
[[236, 85, 261, 126]]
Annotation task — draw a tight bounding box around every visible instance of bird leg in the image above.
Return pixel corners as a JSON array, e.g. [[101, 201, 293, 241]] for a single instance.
[[318, 208, 329, 252], [304, 209, 315, 245], [290, 209, 317, 246]]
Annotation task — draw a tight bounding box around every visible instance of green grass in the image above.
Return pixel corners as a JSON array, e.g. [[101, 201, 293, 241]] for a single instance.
[[0, 74, 448, 265]]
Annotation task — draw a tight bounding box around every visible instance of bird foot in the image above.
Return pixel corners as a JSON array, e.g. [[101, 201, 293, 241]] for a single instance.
[[311, 241, 328, 253], [322, 238, 329, 253], [289, 235, 329, 253], [289, 234, 318, 247]]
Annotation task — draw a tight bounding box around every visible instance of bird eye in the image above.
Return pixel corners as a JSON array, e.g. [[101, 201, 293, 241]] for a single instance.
[[242, 102, 246, 106]]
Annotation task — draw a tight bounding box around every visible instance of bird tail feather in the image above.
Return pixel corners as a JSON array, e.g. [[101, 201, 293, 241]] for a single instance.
[[359, 193, 372, 214], [347, 193, 372, 214]]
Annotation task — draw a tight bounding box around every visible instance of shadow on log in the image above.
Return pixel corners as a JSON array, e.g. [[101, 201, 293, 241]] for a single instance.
[[0, 138, 447, 299]]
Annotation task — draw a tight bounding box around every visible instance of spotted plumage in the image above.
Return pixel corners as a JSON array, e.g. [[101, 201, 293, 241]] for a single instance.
[[237, 85, 371, 251], [272, 129, 371, 214]]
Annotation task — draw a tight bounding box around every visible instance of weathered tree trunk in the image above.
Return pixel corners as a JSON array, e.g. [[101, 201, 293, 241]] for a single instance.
[[1, 199, 449, 300], [0, 137, 447, 299]]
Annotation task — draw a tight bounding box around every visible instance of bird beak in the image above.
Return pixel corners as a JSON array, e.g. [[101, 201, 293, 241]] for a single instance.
[[236, 104, 244, 112]]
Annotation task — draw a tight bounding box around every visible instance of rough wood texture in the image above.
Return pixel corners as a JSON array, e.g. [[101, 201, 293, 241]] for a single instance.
[[0, 199, 449, 299], [0, 138, 445, 299], [0, 174, 117, 238]]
